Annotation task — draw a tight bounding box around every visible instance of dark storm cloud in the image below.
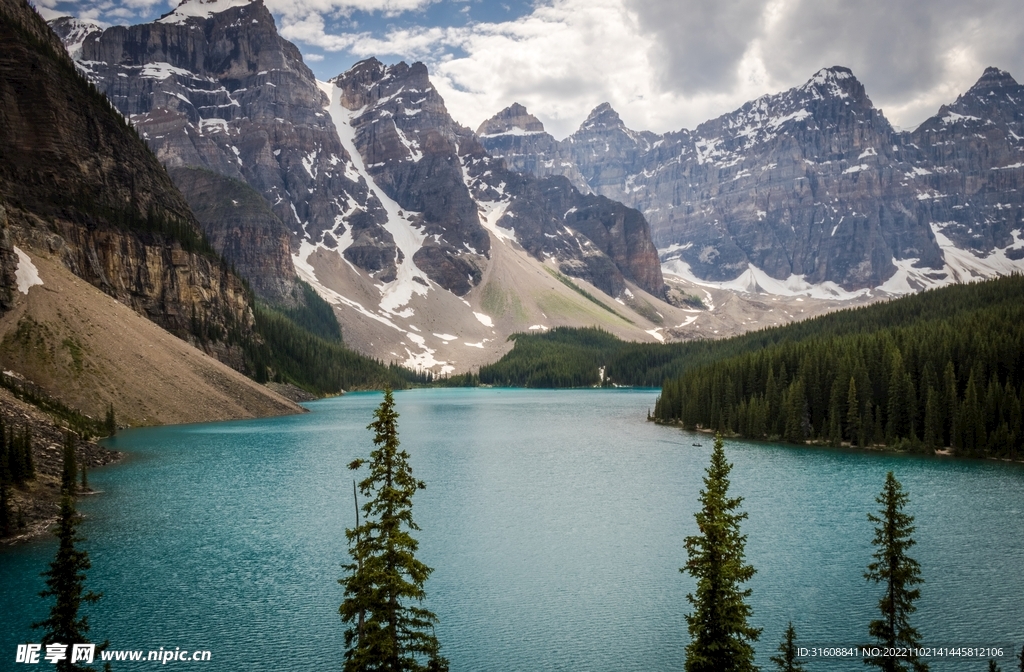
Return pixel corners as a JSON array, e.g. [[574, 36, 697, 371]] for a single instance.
[[626, 0, 765, 93], [627, 0, 1024, 125]]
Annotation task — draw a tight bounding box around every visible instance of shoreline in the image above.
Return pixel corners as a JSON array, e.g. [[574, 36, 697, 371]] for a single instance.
[[651, 419, 1024, 464], [0, 385, 122, 545]]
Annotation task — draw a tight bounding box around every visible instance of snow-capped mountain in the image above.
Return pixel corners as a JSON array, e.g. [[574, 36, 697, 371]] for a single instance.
[[49, 0, 682, 372], [487, 67, 1024, 296]]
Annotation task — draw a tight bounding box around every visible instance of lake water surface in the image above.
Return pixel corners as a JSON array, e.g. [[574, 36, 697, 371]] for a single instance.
[[2, 388, 1023, 670]]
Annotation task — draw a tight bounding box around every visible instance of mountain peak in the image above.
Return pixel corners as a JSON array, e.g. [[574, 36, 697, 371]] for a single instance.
[[47, 16, 102, 58], [970, 66, 1019, 91], [477, 103, 546, 137], [812, 65, 855, 80], [157, 0, 258, 24], [580, 102, 624, 131], [800, 66, 867, 102]]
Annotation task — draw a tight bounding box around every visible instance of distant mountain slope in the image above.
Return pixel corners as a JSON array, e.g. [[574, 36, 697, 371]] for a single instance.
[[481, 67, 1024, 294]]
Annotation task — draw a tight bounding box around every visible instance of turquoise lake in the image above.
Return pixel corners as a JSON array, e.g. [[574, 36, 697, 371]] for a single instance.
[[2, 388, 1023, 670]]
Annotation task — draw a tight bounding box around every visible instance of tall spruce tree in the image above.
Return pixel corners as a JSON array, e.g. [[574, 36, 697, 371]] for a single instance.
[[104, 404, 116, 437], [32, 495, 102, 671], [682, 433, 760, 672], [339, 388, 447, 672], [864, 472, 928, 672], [61, 433, 78, 495], [769, 622, 806, 672], [0, 480, 12, 537]]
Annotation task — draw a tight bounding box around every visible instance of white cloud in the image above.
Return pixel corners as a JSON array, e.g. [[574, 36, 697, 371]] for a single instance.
[[54, 0, 1024, 138], [266, 0, 435, 21], [287, 0, 1023, 138]]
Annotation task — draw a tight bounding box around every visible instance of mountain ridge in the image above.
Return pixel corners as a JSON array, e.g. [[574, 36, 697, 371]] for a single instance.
[[480, 65, 1024, 295]]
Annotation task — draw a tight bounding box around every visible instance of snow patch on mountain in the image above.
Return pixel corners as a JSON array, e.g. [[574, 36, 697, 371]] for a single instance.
[[476, 200, 514, 244], [319, 79, 429, 316], [158, 0, 254, 24], [662, 257, 870, 300], [14, 247, 43, 294]]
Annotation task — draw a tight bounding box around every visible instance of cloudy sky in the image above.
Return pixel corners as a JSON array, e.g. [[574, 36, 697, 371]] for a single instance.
[[36, 0, 1024, 138]]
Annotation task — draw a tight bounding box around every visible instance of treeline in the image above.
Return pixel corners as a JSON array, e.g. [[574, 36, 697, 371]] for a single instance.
[[655, 276, 1024, 458], [243, 305, 426, 394], [0, 371, 108, 439], [477, 326, 739, 388], [481, 276, 1024, 394], [479, 328, 623, 387], [0, 415, 35, 485], [0, 416, 35, 536], [280, 281, 344, 343]]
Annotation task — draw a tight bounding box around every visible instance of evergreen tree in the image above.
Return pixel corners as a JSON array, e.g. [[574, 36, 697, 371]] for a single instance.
[[81, 465, 88, 491], [9, 426, 26, 483], [922, 387, 941, 450], [864, 472, 928, 672], [104, 404, 116, 436], [0, 480, 12, 537], [32, 495, 102, 671], [682, 433, 760, 672], [943, 362, 958, 449], [23, 426, 34, 480], [1017, 644, 1024, 672], [339, 388, 448, 672], [886, 352, 908, 442], [989, 660, 1001, 672], [61, 433, 77, 495], [959, 373, 983, 456], [847, 377, 861, 446], [828, 378, 843, 446], [769, 622, 805, 671], [0, 423, 9, 485]]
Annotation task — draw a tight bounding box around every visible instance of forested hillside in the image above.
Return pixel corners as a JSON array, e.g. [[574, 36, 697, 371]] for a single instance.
[[654, 276, 1024, 458]]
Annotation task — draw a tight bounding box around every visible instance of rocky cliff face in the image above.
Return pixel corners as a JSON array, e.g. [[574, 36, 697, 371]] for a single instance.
[[906, 67, 1024, 260], [459, 137, 665, 298], [1, 0, 254, 363], [330, 59, 489, 295], [562, 103, 660, 201], [168, 167, 299, 304], [493, 67, 1024, 293], [477, 103, 591, 193], [64, 0, 359, 253]]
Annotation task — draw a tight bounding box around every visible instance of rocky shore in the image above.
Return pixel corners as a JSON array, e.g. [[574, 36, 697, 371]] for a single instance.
[[0, 386, 120, 544]]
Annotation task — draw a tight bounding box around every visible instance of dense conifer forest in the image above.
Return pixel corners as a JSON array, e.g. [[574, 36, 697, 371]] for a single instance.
[[654, 275, 1024, 457], [241, 305, 426, 394]]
